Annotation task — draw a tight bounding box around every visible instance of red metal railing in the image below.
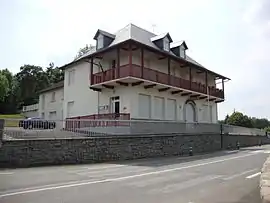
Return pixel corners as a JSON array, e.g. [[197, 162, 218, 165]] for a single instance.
[[91, 64, 224, 99], [65, 113, 130, 129]]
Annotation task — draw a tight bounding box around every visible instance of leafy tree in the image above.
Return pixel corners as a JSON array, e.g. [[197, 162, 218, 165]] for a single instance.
[[74, 44, 93, 60], [0, 73, 9, 102], [226, 111, 253, 128]]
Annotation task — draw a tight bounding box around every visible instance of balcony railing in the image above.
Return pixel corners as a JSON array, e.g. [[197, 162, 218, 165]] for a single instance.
[[92, 64, 224, 99], [65, 113, 131, 128]]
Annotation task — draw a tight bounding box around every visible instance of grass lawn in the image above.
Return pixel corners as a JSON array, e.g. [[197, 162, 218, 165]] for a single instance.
[[0, 114, 25, 127]]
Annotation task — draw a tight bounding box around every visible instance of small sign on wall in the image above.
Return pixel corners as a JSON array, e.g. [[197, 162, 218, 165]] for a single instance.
[[98, 105, 109, 113]]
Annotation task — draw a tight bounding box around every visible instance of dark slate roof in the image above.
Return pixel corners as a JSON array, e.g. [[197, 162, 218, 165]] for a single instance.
[[151, 32, 173, 42], [171, 40, 188, 50], [62, 23, 229, 80], [93, 29, 116, 40], [38, 81, 64, 94]]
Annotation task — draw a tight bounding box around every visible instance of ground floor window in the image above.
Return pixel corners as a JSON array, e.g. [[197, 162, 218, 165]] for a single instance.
[[154, 96, 165, 120], [138, 94, 151, 119], [166, 98, 177, 120], [184, 100, 197, 122]]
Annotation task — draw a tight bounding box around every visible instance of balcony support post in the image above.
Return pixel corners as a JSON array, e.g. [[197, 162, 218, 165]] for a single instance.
[[222, 79, 224, 92], [189, 66, 192, 88], [205, 71, 208, 94], [141, 47, 144, 78], [90, 57, 93, 85], [117, 47, 120, 78], [168, 58, 171, 85], [129, 42, 132, 75]]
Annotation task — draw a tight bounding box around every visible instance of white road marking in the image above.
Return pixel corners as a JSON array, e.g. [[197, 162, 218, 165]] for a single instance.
[[246, 172, 261, 179], [222, 169, 258, 180], [0, 153, 257, 198], [67, 164, 126, 173], [0, 172, 14, 175]]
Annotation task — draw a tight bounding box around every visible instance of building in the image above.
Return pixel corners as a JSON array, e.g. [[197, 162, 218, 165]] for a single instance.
[[21, 104, 39, 118], [38, 81, 64, 121], [60, 24, 229, 123]]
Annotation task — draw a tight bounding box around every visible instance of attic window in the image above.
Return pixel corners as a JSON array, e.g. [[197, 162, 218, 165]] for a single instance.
[[163, 38, 170, 51], [180, 46, 185, 58], [97, 34, 104, 49]]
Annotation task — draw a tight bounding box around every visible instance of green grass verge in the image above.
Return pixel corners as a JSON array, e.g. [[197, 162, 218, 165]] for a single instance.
[[0, 114, 25, 127]]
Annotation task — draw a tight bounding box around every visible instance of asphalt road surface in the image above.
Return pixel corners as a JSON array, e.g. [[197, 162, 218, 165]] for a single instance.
[[1, 146, 270, 203]]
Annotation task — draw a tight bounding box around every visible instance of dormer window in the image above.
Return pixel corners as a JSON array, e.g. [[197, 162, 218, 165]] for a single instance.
[[94, 29, 115, 50], [151, 33, 172, 51], [97, 34, 104, 50], [170, 41, 188, 59], [163, 37, 170, 51]]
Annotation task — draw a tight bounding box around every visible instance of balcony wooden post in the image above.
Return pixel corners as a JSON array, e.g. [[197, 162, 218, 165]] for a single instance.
[[90, 57, 93, 85], [117, 47, 120, 78], [222, 79, 224, 92], [129, 43, 132, 75], [189, 66, 192, 88], [141, 47, 144, 78], [205, 71, 208, 94], [168, 58, 171, 85]]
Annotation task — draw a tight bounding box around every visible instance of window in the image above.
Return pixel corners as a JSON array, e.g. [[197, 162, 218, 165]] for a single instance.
[[180, 46, 186, 58], [68, 69, 75, 86], [49, 111, 57, 120], [51, 92, 56, 102], [111, 60, 116, 68], [97, 34, 104, 49], [154, 96, 165, 120], [41, 112, 45, 119], [138, 94, 151, 119], [163, 37, 170, 51], [67, 101, 74, 118], [41, 94, 45, 110], [166, 99, 177, 120]]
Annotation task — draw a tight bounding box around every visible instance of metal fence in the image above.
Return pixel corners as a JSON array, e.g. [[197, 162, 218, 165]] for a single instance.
[[0, 118, 267, 140]]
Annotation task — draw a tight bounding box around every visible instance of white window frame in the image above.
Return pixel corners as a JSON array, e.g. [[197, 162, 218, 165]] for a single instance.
[[97, 34, 104, 49], [180, 46, 186, 58], [68, 69, 75, 86], [163, 37, 170, 51], [51, 92, 56, 102]]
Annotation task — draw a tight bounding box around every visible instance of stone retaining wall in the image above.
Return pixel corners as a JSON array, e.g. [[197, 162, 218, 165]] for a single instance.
[[1, 133, 269, 168]]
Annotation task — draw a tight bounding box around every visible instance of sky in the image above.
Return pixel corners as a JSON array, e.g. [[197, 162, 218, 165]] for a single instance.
[[0, 0, 269, 120]]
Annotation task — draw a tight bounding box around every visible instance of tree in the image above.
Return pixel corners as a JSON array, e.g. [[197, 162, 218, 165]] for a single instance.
[[226, 111, 253, 128], [0, 73, 9, 102], [45, 62, 64, 84], [74, 44, 93, 60]]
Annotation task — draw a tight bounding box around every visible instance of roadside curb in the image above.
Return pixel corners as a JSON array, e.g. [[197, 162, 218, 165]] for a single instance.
[[260, 156, 270, 203]]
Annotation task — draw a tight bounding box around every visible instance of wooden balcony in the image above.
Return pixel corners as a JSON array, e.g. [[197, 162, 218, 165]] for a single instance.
[[91, 64, 224, 99]]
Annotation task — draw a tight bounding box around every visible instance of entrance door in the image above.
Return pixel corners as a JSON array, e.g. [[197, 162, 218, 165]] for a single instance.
[[110, 96, 120, 118]]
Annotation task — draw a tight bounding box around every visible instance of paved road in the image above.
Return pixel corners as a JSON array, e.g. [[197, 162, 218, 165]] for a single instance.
[[1, 146, 270, 203]]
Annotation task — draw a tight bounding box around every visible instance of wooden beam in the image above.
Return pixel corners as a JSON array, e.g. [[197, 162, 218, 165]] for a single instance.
[[199, 96, 207, 99], [182, 92, 192, 96], [158, 87, 170, 92], [102, 84, 114, 89], [116, 81, 128, 86], [215, 100, 224, 103], [95, 56, 103, 59], [158, 56, 166, 60], [117, 47, 120, 78], [190, 94, 200, 98], [90, 58, 93, 85], [171, 90, 183, 94], [121, 48, 128, 51], [180, 64, 187, 68], [207, 98, 216, 101], [197, 71, 203, 74], [132, 81, 143, 86], [132, 47, 138, 51], [144, 84, 156, 89], [90, 87, 102, 92]]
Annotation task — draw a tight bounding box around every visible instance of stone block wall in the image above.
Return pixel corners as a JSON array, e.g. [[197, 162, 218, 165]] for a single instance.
[[0, 133, 269, 168], [0, 133, 221, 168]]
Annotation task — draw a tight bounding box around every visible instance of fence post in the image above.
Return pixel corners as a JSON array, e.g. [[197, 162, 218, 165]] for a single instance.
[[220, 124, 223, 149], [0, 119, 4, 147]]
